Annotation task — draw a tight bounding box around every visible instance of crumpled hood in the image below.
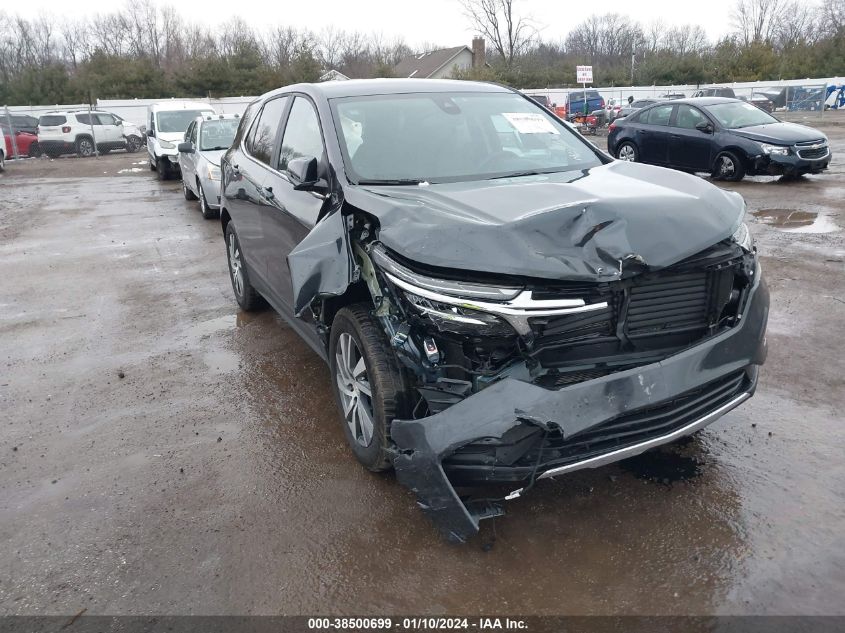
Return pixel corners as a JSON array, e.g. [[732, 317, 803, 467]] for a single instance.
[[731, 122, 826, 145], [344, 161, 745, 282]]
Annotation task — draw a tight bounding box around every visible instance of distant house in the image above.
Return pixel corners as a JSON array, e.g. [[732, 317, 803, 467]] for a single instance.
[[394, 37, 486, 79], [319, 69, 350, 82]]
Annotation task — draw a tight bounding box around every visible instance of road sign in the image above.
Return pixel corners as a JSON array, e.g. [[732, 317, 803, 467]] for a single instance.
[[576, 65, 593, 84]]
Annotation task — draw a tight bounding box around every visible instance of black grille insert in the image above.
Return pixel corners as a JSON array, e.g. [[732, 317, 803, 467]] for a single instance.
[[626, 270, 710, 337], [797, 146, 828, 159]]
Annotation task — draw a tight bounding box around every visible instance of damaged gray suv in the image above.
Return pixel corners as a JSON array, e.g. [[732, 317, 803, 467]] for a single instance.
[[220, 79, 769, 542]]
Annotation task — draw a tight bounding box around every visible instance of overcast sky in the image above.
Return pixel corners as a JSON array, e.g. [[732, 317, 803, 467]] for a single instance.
[[12, 0, 739, 47]]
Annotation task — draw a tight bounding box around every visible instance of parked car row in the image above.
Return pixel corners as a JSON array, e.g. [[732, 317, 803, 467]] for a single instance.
[[149, 79, 769, 542], [607, 97, 831, 180]]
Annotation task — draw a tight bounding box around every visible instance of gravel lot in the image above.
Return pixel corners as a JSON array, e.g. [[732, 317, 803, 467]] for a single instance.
[[1, 117, 844, 615]]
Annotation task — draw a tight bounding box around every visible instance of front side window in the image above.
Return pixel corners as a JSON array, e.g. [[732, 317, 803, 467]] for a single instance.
[[646, 105, 673, 126], [332, 92, 602, 184], [675, 105, 707, 130], [245, 96, 288, 166], [279, 97, 324, 171], [199, 119, 239, 151], [706, 101, 778, 129], [96, 113, 116, 125], [156, 110, 213, 134]]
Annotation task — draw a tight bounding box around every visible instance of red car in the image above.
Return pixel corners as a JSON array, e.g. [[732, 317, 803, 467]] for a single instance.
[[2, 128, 39, 163]]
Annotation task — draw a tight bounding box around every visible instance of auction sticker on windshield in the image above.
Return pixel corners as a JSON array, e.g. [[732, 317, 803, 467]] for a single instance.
[[502, 112, 560, 134]]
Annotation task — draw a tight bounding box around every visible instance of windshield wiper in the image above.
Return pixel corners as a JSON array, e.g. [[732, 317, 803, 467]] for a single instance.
[[487, 169, 555, 180], [202, 146, 230, 151], [356, 178, 428, 186]]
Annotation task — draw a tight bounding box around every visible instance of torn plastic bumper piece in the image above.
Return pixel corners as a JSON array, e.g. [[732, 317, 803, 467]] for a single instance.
[[391, 270, 768, 543]]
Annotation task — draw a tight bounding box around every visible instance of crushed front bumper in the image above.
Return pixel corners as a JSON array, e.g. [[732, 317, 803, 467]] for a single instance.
[[752, 149, 831, 176], [390, 268, 769, 543]]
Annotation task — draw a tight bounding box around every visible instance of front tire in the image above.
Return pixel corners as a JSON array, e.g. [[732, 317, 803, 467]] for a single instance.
[[329, 304, 411, 472], [156, 157, 170, 181], [198, 182, 217, 219], [616, 141, 638, 162], [28, 142, 40, 158], [0, 150, 5, 172], [182, 177, 197, 200], [712, 151, 745, 181], [224, 222, 262, 311]]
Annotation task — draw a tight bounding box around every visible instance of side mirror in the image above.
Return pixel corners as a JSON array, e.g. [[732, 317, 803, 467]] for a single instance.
[[695, 121, 714, 133], [287, 156, 321, 191], [178, 142, 194, 153], [147, 128, 155, 138]]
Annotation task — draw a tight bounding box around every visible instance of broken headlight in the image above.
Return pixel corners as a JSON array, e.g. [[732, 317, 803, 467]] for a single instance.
[[732, 222, 754, 251], [370, 244, 518, 336], [402, 292, 515, 336]]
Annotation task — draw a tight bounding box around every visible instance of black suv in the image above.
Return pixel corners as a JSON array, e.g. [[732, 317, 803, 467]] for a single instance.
[[220, 80, 769, 542]]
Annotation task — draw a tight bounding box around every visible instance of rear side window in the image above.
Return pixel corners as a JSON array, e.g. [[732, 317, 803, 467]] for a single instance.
[[76, 113, 92, 125], [279, 97, 324, 171], [246, 96, 288, 166], [39, 115, 66, 126], [646, 105, 673, 126]]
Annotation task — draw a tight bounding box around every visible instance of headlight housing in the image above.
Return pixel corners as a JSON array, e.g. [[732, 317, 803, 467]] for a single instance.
[[159, 139, 176, 150], [732, 222, 754, 251], [370, 244, 607, 336], [207, 164, 221, 181], [760, 143, 789, 156], [401, 291, 516, 336]]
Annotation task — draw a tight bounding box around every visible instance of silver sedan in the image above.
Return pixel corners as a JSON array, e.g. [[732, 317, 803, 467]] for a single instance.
[[178, 114, 240, 219]]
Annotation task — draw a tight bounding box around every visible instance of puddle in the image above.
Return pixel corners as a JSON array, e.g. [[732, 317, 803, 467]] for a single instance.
[[619, 448, 703, 484], [753, 208, 817, 228], [752, 208, 839, 233]]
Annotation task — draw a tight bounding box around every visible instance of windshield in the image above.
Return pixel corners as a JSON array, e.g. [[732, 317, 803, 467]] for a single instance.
[[157, 110, 212, 133], [331, 92, 602, 184], [706, 102, 778, 128], [200, 119, 239, 151]]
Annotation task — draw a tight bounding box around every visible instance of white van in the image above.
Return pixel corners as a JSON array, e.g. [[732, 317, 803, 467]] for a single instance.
[[147, 101, 216, 180]]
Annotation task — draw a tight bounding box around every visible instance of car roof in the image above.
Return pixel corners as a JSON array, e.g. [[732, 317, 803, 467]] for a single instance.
[[262, 78, 513, 100], [672, 97, 743, 106], [149, 101, 215, 111], [43, 110, 107, 114], [195, 113, 241, 125]]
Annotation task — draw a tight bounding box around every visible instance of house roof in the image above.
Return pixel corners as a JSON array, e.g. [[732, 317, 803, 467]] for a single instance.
[[394, 46, 471, 79], [319, 69, 350, 82]]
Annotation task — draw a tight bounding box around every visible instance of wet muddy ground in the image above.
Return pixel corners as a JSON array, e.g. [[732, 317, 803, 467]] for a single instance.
[[1, 119, 844, 616]]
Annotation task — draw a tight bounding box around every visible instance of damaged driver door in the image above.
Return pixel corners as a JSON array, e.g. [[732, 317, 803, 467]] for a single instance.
[[261, 95, 330, 312]]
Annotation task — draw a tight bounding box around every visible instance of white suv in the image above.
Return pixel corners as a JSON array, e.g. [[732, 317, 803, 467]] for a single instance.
[[37, 110, 143, 158]]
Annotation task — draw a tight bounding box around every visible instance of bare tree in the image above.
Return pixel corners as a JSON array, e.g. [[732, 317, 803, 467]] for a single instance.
[[732, 0, 786, 46], [460, 0, 537, 66]]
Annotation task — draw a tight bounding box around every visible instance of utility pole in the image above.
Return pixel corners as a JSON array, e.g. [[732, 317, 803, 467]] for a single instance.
[[631, 53, 636, 84]]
